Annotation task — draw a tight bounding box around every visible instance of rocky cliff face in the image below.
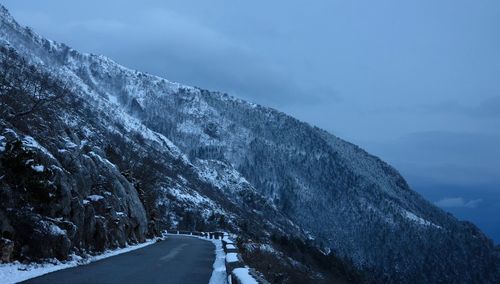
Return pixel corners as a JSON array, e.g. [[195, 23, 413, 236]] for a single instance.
[[0, 5, 498, 283]]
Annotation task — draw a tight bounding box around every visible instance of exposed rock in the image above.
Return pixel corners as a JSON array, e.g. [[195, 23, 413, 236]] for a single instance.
[[0, 237, 14, 263], [10, 212, 71, 260]]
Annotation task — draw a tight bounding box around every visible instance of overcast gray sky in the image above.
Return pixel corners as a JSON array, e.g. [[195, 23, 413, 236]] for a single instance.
[[2, 0, 499, 241]]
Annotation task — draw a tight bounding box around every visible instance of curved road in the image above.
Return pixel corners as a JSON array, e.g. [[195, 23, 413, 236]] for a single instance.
[[22, 235, 215, 284]]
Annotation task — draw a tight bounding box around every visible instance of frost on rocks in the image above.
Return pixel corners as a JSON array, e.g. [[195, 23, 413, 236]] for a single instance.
[[160, 185, 226, 221], [48, 224, 66, 236], [31, 164, 44, 172], [38, 221, 66, 236], [89, 151, 117, 169], [196, 159, 250, 192], [63, 138, 78, 149], [168, 186, 215, 208], [86, 195, 104, 202], [0, 135, 6, 152], [22, 136, 54, 159]]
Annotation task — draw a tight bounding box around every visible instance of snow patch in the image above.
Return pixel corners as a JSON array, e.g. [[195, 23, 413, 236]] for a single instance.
[[86, 195, 104, 202], [178, 120, 204, 136], [402, 210, 441, 229], [31, 164, 44, 172], [88, 152, 117, 169], [38, 221, 66, 236], [223, 234, 235, 244], [107, 93, 119, 105], [208, 237, 227, 284], [0, 135, 6, 152], [232, 267, 258, 284], [3, 129, 18, 138], [22, 136, 54, 159], [79, 139, 88, 149], [168, 186, 213, 207], [225, 252, 239, 263], [49, 224, 65, 236], [196, 159, 250, 191]]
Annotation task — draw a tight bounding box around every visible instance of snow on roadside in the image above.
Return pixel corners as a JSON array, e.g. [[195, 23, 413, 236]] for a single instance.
[[233, 267, 259, 284], [208, 236, 227, 284], [226, 252, 239, 263], [0, 238, 157, 284], [0, 255, 81, 284], [223, 233, 235, 244]]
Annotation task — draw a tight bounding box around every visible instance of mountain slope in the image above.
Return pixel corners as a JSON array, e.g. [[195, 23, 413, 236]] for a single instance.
[[0, 6, 360, 283], [0, 5, 497, 283]]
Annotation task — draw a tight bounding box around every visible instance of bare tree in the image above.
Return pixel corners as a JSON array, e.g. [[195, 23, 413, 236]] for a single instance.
[[0, 45, 68, 121]]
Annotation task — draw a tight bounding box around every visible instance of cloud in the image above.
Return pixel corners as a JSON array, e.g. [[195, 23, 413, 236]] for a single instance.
[[420, 97, 500, 119], [23, 6, 337, 107], [435, 197, 483, 208], [362, 130, 500, 187], [369, 96, 500, 119], [66, 19, 127, 33], [473, 96, 500, 118]]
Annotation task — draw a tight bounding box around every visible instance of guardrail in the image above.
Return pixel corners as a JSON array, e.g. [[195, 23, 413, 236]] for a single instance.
[[221, 235, 268, 284], [166, 230, 266, 284], [170, 231, 224, 239]]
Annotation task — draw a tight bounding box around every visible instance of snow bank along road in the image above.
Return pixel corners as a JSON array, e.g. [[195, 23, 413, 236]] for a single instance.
[[20, 235, 215, 284]]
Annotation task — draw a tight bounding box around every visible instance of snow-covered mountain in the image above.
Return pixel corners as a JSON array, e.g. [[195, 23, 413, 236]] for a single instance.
[[0, 5, 497, 283]]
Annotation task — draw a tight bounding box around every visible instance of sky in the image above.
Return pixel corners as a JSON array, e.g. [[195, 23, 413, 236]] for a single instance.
[[2, 0, 499, 242]]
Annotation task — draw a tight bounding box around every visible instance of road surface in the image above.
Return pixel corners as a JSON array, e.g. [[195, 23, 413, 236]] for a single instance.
[[22, 235, 215, 284]]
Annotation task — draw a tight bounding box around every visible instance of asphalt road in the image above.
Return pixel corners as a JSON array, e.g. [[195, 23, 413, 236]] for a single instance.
[[22, 235, 215, 284]]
